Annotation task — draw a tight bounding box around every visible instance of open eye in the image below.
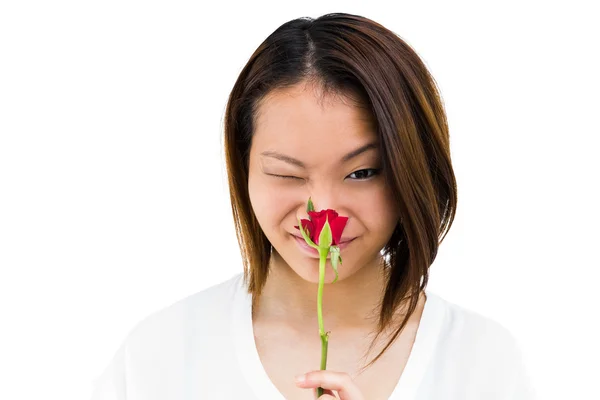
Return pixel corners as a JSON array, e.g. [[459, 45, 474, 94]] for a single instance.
[[347, 168, 380, 180]]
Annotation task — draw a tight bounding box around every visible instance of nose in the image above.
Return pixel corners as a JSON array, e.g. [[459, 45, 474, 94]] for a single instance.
[[299, 185, 343, 216]]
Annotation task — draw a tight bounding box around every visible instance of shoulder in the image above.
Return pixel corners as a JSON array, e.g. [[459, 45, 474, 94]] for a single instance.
[[104, 273, 244, 377], [102, 272, 245, 367], [424, 290, 527, 374], [425, 291, 535, 396], [91, 273, 246, 398], [427, 290, 520, 351], [126, 272, 244, 343]]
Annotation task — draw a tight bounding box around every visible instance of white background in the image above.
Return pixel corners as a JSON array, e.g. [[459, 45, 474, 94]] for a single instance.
[[1, 1, 598, 399]]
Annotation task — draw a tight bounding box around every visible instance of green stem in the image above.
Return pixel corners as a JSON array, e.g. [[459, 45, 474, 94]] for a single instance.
[[317, 248, 328, 398]]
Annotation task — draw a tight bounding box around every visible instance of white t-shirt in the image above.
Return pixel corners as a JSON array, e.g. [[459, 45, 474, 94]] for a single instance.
[[91, 272, 536, 399]]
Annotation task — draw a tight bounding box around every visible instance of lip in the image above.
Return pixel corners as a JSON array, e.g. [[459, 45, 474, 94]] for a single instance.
[[291, 234, 355, 258]]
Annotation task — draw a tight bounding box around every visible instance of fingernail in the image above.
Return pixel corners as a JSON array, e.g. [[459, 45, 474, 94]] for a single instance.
[[294, 374, 306, 384]]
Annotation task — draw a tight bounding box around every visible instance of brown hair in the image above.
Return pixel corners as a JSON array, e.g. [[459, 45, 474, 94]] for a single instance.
[[223, 12, 457, 374]]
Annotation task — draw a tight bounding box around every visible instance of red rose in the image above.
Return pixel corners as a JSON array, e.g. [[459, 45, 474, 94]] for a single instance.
[[294, 209, 348, 246], [293, 198, 348, 394]]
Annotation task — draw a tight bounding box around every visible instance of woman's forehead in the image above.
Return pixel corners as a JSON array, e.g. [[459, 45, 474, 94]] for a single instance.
[[254, 90, 375, 145]]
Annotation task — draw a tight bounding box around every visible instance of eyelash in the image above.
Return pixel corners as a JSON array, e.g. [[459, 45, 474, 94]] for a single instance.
[[269, 168, 381, 181]]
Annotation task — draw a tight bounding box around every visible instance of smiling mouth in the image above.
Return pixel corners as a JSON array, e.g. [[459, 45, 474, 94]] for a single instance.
[[291, 234, 356, 246], [291, 234, 355, 260]]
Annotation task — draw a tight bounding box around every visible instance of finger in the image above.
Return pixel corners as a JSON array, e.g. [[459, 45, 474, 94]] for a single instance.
[[298, 370, 364, 400]]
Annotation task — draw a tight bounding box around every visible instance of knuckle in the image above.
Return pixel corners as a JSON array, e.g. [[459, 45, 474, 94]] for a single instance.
[[342, 372, 353, 383]]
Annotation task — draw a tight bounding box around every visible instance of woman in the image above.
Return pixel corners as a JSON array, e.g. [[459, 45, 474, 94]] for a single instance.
[[91, 13, 535, 400]]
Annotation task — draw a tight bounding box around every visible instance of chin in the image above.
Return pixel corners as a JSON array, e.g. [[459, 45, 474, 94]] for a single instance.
[[288, 256, 351, 285], [271, 235, 362, 284], [295, 268, 339, 285]]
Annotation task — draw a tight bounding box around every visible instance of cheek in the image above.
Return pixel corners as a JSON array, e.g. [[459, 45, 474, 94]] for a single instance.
[[248, 176, 293, 230], [248, 177, 270, 223], [364, 186, 399, 229]]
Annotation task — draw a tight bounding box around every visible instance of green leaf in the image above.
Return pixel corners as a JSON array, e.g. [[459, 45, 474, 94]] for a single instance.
[[318, 217, 333, 249], [330, 245, 340, 283], [307, 197, 315, 213], [297, 217, 318, 249]]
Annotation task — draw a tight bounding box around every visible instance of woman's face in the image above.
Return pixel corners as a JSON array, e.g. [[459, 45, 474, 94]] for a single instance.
[[247, 82, 400, 283]]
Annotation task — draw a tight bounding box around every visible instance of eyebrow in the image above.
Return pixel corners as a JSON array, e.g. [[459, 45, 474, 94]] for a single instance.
[[260, 142, 378, 169]]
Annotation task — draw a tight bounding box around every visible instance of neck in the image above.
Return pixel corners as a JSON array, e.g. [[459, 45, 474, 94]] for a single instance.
[[252, 250, 390, 333]]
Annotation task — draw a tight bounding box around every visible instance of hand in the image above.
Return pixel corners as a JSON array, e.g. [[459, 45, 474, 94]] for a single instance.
[[294, 370, 366, 400]]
